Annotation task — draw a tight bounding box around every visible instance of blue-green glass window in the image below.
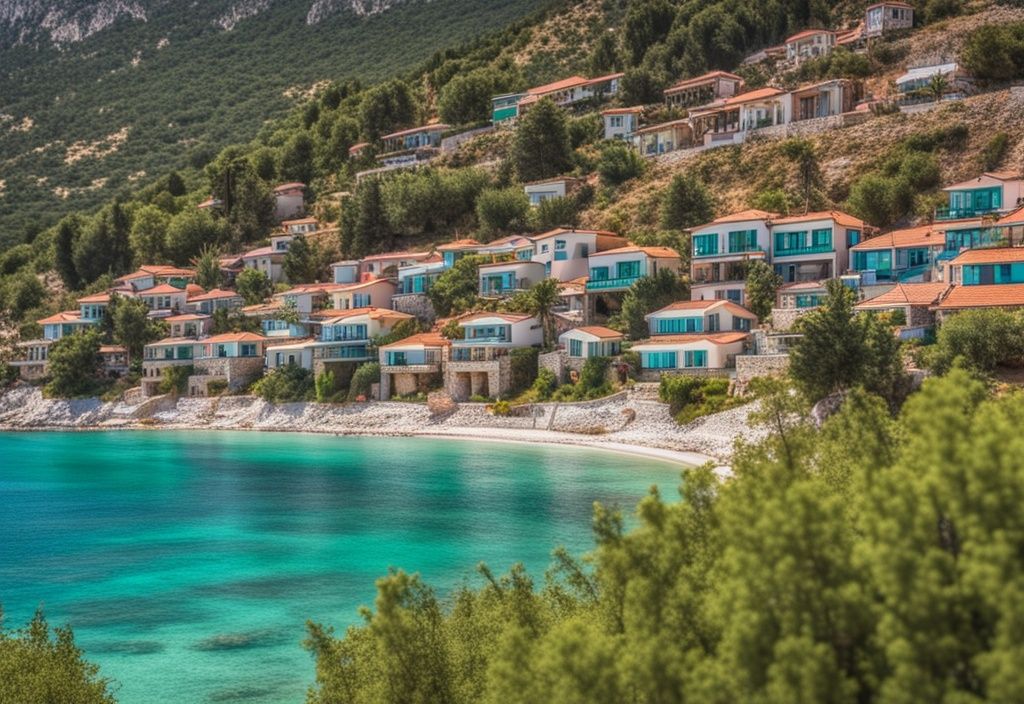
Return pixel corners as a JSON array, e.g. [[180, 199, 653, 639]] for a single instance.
[[795, 294, 824, 308], [853, 250, 892, 274], [847, 229, 861, 247], [569, 339, 582, 357], [555, 239, 566, 250], [240, 344, 257, 357], [684, 350, 707, 368], [727, 230, 758, 253], [643, 351, 677, 369], [811, 228, 832, 248], [587, 342, 599, 357], [590, 266, 609, 281], [656, 317, 702, 334], [516, 249, 532, 260], [733, 317, 752, 331], [694, 234, 719, 256], [775, 231, 807, 252], [707, 314, 720, 332], [617, 260, 641, 278]]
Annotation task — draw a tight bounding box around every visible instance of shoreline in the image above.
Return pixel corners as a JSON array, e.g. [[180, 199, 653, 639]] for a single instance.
[[0, 386, 756, 473]]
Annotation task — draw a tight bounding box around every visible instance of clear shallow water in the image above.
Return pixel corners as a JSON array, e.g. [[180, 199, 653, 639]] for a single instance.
[[0, 431, 683, 703]]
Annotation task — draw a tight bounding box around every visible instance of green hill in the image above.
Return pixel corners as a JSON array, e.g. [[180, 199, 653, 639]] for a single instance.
[[0, 0, 550, 243]]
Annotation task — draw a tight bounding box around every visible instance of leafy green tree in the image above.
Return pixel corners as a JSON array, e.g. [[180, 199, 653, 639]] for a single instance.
[[751, 187, 790, 215], [781, 138, 823, 212], [961, 22, 1024, 80], [597, 141, 646, 187], [342, 178, 390, 258], [283, 235, 319, 284], [380, 168, 490, 237], [589, 31, 620, 74], [72, 202, 132, 284], [54, 215, 84, 290], [165, 209, 231, 266], [427, 255, 485, 317], [130, 204, 171, 264], [165, 171, 187, 197], [622, 0, 675, 65], [529, 196, 579, 231], [235, 268, 273, 306], [619, 66, 666, 104], [279, 132, 316, 185], [789, 279, 868, 401], [1, 270, 46, 321], [206, 147, 275, 243], [315, 369, 336, 402], [348, 362, 381, 401], [44, 330, 101, 398], [616, 267, 687, 339], [929, 308, 1024, 374], [252, 364, 315, 402], [360, 79, 416, 140], [659, 173, 714, 230], [475, 187, 530, 237], [193, 245, 223, 290], [438, 68, 504, 125], [0, 609, 115, 704], [322, 114, 361, 172], [113, 295, 165, 361], [744, 260, 782, 321], [510, 98, 573, 183]]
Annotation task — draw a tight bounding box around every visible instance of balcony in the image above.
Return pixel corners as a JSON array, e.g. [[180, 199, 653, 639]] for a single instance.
[[773, 244, 834, 258], [450, 347, 508, 362], [935, 206, 999, 221], [462, 335, 510, 344], [586, 276, 640, 291]]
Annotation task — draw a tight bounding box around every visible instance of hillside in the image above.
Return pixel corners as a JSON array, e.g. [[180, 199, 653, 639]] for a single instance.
[[0, 0, 550, 240]]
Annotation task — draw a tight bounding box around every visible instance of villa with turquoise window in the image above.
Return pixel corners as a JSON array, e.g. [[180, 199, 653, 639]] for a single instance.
[[849, 224, 945, 283], [586, 245, 682, 292], [688, 209, 776, 306], [629, 299, 755, 375], [947, 247, 1024, 286], [769, 211, 866, 284], [937, 173, 1023, 221]]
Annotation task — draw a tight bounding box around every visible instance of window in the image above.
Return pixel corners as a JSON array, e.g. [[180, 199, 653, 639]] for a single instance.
[[353, 294, 372, 307], [656, 317, 702, 334], [217, 345, 228, 358], [580, 244, 589, 258], [616, 260, 641, 279], [569, 338, 583, 357], [240, 344, 257, 357], [590, 266, 609, 281], [587, 342, 599, 357], [555, 239, 566, 250], [727, 230, 758, 253], [811, 228, 833, 249], [693, 234, 719, 257], [847, 229, 860, 247], [775, 231, 807, 253], [643, 351, 677, 369], [541, 244, 549, 253], [610, 116, 623, 127], [684, 350, 707, 368], [733, 317, 752, 331], [707, 314, 720, 332]]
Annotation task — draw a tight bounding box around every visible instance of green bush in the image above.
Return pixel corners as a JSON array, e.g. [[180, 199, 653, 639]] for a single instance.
[[315, 370, 336, 402], [44, 331, 102, 399], [491, 400, 513, 416], [659, 375, 739, 424], [509, 348, 539, 395], [206, 379, 229, 396], [929, 309, 1024, 374], [529, 367, 558, 401], [158, 364, 193, 396], [476, 187, 530, 237], [961, 23, 1024, 81], [252, 365, 314, 403], [348, 362, 381, 401], [597, 141, 646, 187]]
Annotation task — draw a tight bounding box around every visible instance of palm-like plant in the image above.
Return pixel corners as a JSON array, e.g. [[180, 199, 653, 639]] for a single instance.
[[528, 278, 560, 349], [927, 73, 949, 103]]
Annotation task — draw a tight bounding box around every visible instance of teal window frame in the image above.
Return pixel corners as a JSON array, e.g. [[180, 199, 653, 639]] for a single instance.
[[617, 260, 641, 278], [643, 351, 677, 369], [694, 234, 719, 257], [569, 339, 583, 357], [590, 266, 610, 281], [684, 350, 707, 368], [811, 228, 833, 249], [727, 230, 758, 253], [656, 317, 703, 334]]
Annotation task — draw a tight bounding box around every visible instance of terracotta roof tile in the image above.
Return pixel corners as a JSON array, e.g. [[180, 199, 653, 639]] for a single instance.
[[935, 284, 1024, 310], [564, 326, 624, 340], [649, 300, 758, 319], [949, 247, 1024, 265], [380, 332, 450, 349], [631, 332, 750, 347], [664, 70, 743, 93], [851, 225, 943, 251], [772, 210, 868, 230], [856, 283, 949, 309], [588, 245, 681, 258]]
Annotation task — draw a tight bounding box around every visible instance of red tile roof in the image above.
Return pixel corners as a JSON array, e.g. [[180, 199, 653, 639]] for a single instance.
[[526, 76, 589, 96], [273, 182, 305, 193], [380, 123, 450, 140], [851, 225, 943, 251], [582, 72, 625, 87], [457, 311, 534, 324], [690, 209, 779, 232], [361, 250, 432, 262], [664, 70, 743, 93], [997, 206, 1024, 226], [37, 310, 84, 325], [935, 284, 1024, 310], [856, 283, 949, 309], [436, 239, 483, 251], [601, 106, 644, 115], [588, 245, 681, 259], [138, 283, 186, 296], [77, 292, 111, 304], [380, 332, 450, 349], [529, 228, 622, 242], [942, 172, 1023, 191], [772, 210, 867, 230], [786, 28, 836, 43], [632, 332, 750, 346], [723, 87, 786, 106], [949, 247, 1024, 265], [188, 288, 241, 302], [564, 326, 624, 340], [200, 332, 267, 343], [650, 299, 758, 319]]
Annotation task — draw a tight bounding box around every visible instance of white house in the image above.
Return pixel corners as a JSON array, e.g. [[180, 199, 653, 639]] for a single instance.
[[690, 209, 778, 305], [865, 1, 914, 38], [329, 279, 397, 310], [663, 70, 744, 109], [785, 29, 836, 64], [378, 332, 449, 400], [634, 119, 694, 157], [266, 307, 413, 370], [631, 332, 750, 374], [689, 87, 790, 147], [445, 312, 543, 400], [478, 260, 547, 297], [331, 260, 361, 284], [770, 210, 868, 284], [601, 107, 642, 141], [281, 217, 319, 235], [559, 326, 623, 359], [273, 182, 305, 222], [645, 299, 757, 336], [532, 229, 628, 282], [186, 288, 243, 315], [138, 283, 189, 316], [241, 244, 287, 284], [523, 177, 579, 206], [895, 62, 975, 101], [586, 245, 682, 292], [359, 250, 434, 278]]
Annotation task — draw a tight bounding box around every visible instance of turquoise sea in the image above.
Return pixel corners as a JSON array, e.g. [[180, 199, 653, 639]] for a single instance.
[[0, 431, 684, 704]]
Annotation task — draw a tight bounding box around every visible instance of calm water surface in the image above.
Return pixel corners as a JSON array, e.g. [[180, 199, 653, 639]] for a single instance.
[[0, 431, 683, 703]]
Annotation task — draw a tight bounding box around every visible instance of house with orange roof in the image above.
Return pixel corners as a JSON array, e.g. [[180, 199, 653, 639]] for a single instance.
[[446, 312, 543, 399], [946, 247, 1024, 286], [360, 250, 434, 278], [523, 177, 582, 206], [437, 239, 485, 269], [937, 172, 1024, 221], [932, 284, 1024, 321], [586, 245, 682, 292], [164, 313, 212, 339], [281, 216, 319, 235], [634, 118, 694, 156], [865, 2, 914, 38], [558, 326, 624, 360], [631, 331, 750, 377], [114, 265, 195, 292], [331, 260, 360, 285], [477, 234, 536, 260], [378, 332, 449, 399], [272, 182, 305, 221], [849, 223, 945, 283], [478, 260, 547, 297], [490, 73, 624, 124], [186, 332, 269, 396], [663, 71, 744, 109], [789, 79, 861, 122], [646, 300, 757, 336], [529, 229, 627, 283], [770, 211, 868, 284], [380, 124, 449, 156], [265, 308, 414, 372], [601, 106, 643, 140], [396, 256, 446, 296], [329, 279, 397, 311], [785, 28, 836, 64], [855, 282, 948, 332], [242, 243, 288, 284], [186, 288, 243, 315], [690, 209, 779, 306], [138, 283, 189, 315], [689, 87, 790, 147]]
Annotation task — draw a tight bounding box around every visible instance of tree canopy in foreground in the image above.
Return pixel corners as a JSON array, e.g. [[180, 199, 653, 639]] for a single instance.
[[305, 370, 1024, 704]]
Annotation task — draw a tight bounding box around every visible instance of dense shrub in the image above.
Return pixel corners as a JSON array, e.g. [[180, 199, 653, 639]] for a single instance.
[[348, 362, 381, 401], [158, 364, 193, 396], [509, 348, 539, 395], [44, 331, 102, 398], [252, 365, 315, 403], [927, 308, 1024, 374], [475, 187, 531, 237], [597, 141, 646, 187], [961, 22, 1024, 81]]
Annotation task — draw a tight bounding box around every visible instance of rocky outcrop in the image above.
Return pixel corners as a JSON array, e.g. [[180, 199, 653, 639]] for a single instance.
[[1, 0, 146, 46]]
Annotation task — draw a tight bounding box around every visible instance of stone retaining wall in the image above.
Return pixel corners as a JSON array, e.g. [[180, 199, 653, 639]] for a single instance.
[[771, 306, 814, 331], [391, 293, 436, 323], [734, 354, 790, 386]]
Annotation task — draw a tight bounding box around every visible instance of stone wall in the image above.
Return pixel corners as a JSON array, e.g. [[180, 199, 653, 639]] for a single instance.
[[444, 357, 512, 400], [637, 368, 730, 383], [391, 293, 436, 323], [538, 350, 565, 382], [193, 357, 264, 391], [771, 306, 814, 331], [734, 354, 790, 387]]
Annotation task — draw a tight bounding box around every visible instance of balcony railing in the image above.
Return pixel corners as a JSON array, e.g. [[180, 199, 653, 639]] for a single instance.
[[586, 276, 640, 291], [694, 246, 765, 259], [451, 348, 507, 362], [773, 244, 834, 257], [462, 335, 509, 344], [935, 206, 999, 221]]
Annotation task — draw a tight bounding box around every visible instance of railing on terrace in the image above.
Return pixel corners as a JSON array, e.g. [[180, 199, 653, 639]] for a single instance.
[[462, 335, 509, 344], [586, 276, 641, 291], [450, 348, 507, 362], [387, 353, 440, 367], [773, 244, 834, 257], [695, 246, 766, 258], [934, 206, 999, 221]]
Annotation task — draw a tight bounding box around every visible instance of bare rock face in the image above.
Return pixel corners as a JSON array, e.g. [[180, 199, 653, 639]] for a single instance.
[[0, 0, 147, 46], [305, 0, 411, 25]]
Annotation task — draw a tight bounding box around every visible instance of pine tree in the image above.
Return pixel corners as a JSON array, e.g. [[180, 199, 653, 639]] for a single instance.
[[54, 215, 82, 290], [659, 174, 715, 230], [510, 98, 573, 182]]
